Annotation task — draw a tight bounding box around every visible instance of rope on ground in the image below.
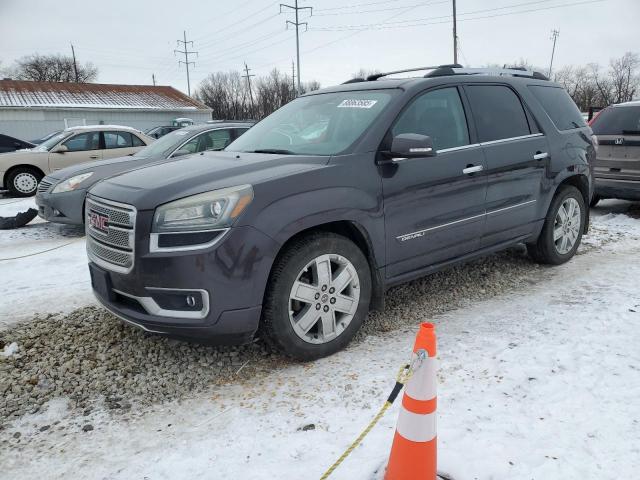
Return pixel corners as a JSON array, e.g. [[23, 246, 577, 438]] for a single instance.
[[0, 238, 82, 261], [319, 363, 417, 480]]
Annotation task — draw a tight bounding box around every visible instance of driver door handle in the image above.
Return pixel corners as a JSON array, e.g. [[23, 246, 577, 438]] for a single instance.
[[462, 165, 484, 175], [89, 155, 99, 159], [533, 152, 549, 160]]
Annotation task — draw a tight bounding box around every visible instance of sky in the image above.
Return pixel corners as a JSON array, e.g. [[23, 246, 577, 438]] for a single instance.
[[1, 0, 638, 95]]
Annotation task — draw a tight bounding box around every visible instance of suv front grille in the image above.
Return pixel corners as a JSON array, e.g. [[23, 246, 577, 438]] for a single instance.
[[86, 196, 136, 273], [37, 179, 53, 194]]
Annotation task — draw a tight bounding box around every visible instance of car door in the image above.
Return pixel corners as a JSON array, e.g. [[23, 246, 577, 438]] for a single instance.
[[48, 131, 102, 171], [102, 131, 138, 159], [463, 84, 549, 247], [381, 86, 488, 279]]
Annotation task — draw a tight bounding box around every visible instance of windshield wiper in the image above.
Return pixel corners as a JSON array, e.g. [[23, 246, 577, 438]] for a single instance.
[[249, 149, 295, 155]]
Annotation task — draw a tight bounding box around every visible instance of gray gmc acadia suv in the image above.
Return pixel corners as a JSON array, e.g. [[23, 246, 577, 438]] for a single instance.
[[85, 65, 596, 360]]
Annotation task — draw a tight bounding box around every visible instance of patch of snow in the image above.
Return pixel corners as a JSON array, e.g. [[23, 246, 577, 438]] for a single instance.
[[1, 341, 19, 357], [2, 210, 640, 479]]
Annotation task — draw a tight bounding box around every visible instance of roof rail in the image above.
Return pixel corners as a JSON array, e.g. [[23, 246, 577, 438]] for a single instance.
[[425, 67, 549, 80], [366, 64, 463, 81]]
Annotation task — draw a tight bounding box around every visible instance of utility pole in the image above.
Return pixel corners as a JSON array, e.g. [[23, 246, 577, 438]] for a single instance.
[[452, 0, 458, 65], [548, 29, 560, 79], [291, 61, 296, 93], [70, 43, 79, 82], [280, 0, 312, 96], [152, 73, 156, 86], [243, 62, 256, 117], [175, 31, 198, 96]]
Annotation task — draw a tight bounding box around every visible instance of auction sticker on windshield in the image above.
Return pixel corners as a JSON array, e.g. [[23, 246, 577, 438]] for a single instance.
[[337, 99, 378, 109]]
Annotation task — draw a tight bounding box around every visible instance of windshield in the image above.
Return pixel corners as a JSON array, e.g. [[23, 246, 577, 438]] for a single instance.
[[34, 132, 72, 152], [591, 106, 640, 135], [134, 128, 192, 158], [226, 90, 394, 155]]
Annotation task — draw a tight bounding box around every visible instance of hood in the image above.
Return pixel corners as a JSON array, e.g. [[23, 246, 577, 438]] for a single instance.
[[89, 151, 330, 210], [47, 154, 163, 180]]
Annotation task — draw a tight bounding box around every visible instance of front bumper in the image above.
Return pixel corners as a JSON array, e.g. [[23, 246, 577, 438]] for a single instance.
[[36, 189, 86, 225], [89, 222, 280, 345], [595, 177, 640, 201]]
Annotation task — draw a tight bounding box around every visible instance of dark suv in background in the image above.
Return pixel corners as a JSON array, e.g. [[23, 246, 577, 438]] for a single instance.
[[85, 65, 595, 360], [589, 100, 640, 205]]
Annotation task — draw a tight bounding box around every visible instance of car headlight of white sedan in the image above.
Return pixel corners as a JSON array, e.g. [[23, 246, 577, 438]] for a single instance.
[[52, 172, 94, 193]]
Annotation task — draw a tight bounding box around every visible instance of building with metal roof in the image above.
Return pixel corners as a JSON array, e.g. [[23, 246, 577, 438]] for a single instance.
[[0, 80, 212, 141]]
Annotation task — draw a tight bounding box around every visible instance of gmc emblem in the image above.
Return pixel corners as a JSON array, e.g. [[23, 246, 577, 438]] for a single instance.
[[615, 138, 624, 145], [89, 211, 109, 232]]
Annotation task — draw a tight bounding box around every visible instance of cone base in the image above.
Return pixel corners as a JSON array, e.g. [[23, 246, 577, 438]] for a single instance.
[[384, 432, 437, 480]]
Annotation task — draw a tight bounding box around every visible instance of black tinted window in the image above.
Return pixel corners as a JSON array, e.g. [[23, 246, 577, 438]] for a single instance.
[[466, 85, 531, 142], [0, 135, 11, 147], [591, 106, 640, 135], [529, 85, 586, 131], [392, 87, 469, 150]]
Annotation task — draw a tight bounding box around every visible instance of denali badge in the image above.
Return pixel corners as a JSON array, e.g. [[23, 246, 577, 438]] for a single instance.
[[89, 211, 109, 232]]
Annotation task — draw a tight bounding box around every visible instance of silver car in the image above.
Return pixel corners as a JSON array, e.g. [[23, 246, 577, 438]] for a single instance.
[[35, 122, 253, 225]]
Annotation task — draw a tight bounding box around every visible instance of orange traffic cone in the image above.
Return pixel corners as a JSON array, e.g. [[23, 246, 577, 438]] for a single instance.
[[385, 322, 437, 480]]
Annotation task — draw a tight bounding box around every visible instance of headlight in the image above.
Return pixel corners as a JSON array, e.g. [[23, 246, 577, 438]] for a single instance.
[[152, 185, 254, 233], [52, 172, 93, 193]]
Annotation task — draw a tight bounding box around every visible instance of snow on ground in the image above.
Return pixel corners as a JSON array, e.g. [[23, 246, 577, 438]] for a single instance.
[[1, 200, 639, 479], [0, 196, 94, 329]]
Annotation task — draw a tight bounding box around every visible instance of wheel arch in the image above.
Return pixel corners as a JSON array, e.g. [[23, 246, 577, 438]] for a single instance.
[[264, 220, 385, 313], [4, 164, 46, 185]]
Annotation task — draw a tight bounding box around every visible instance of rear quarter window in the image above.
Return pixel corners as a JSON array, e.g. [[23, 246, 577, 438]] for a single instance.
[[528, 85, 586, 131]]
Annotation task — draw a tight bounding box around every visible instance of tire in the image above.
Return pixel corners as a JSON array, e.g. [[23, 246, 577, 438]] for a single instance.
[[6, 167, 42, 197], [527, 185, 586, 265], [261, 232, 372, 361], [589, 195, 601, 208]]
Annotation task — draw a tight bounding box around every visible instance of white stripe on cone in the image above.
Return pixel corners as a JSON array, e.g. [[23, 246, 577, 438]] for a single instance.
[[405, 356, 438, 401], [396, 409, 437, 442]]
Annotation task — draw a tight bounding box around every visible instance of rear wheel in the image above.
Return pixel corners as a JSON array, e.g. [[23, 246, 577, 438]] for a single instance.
[[261, 232, 371, 361], [7, 167, 42, 197], [527, 185, 585, 265]]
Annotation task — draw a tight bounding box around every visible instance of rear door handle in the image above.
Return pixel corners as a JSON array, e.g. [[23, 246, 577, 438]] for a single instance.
[[533, 152, 549, 160], [462, 165, 484, 174]]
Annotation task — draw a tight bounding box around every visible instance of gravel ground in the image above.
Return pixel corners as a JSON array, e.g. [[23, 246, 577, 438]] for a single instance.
[[0, 220, 625, 426]]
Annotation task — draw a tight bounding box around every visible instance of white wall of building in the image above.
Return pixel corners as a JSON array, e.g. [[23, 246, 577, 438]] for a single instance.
[[0, 108, 211, 140]]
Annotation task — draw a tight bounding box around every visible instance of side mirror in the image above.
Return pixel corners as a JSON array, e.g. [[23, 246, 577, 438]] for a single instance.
[[382, 133, 436, 164], [52, 144, 68, 154]]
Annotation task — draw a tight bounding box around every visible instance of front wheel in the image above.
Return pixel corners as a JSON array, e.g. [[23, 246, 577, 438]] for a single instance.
[[261, 232, 372, 361], [7, 167, 42, 197], [527, 185, 586, 265]]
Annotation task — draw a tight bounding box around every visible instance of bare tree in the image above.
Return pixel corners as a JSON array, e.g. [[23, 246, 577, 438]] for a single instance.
[[12, 54, 97, 83], [609, 52, 640, 104], [195, 68, 321, 120]]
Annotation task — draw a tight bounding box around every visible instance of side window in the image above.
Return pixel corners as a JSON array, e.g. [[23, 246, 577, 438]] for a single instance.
[[104, 131, 133, 149], [234, 128, 250, 140], [63, 132, 100, 152], [132, 134, 145, 147], [200, 129, 231, 151], [528, 85, 586, 131], [392, 87, 470, 151], [465, 85, 531, 142], [176, 135, 200, 154]]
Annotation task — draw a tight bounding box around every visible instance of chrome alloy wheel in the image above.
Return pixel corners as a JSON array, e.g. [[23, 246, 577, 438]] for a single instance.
[[553, 197, 581, 255], [288, 253, 361, 344], [14, 172, 38, 194]]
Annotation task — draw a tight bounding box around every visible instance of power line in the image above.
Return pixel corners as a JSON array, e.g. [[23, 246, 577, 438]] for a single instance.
[[314, 0, 403, 12], [309, 0, 603, 31], [313, 0, 446, 16], [175, 30, 198, 96], [548, 29, 560, 78], [280, 0, 312, 96]]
